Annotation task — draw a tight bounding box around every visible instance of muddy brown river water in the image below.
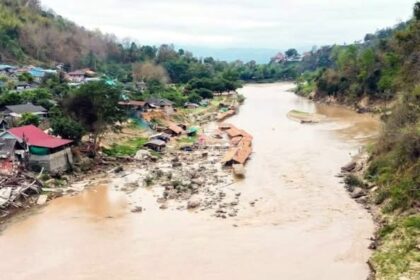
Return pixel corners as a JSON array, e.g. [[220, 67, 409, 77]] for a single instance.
[[0, 83, 380, 280]]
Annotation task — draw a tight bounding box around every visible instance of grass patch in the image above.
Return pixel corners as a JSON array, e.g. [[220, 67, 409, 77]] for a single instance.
[[177, 135, 198, 145], [372, 215, 420, 280], [103, 137, 148, 157]]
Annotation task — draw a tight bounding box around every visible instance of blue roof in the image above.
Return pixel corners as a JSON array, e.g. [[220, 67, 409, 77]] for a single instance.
[[29, 68, 45, 78]]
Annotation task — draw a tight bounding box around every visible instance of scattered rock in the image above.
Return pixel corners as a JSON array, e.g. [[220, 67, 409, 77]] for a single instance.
[[114, 166, 124, 173], [187, 195, 201, 209], [351, 187, 367, 199], [135, 150, 151, 160], [131, 206, 143, 213], [341, 162, 357, 172]]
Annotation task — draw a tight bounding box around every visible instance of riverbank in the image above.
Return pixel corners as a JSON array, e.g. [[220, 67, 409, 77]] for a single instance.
[[0, 83, 379, 280], [340, 152, 419, 280], [0, 92, 250, 230], [295, 86, 419, 280]]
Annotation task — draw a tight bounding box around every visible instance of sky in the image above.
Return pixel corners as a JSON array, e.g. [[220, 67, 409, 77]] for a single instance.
[[40, 0, 416, 60]]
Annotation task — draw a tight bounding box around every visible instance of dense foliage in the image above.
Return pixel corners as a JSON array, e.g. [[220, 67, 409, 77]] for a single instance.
[[61, 81, 126, 149], [295, 18, 416, 103]]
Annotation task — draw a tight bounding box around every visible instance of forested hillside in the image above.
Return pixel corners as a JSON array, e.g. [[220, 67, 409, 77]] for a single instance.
[[296, 5, 419, 105]]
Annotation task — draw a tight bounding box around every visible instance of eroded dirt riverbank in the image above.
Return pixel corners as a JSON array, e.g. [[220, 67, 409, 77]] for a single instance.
[[0, 83, 380, 280]]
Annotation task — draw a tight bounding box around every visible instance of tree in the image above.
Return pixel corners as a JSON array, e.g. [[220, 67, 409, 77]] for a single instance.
[[415, 2, 420, 20], [18, 113, 40, 126], [0, 92, 22, 106], [63, 81, 126, 153], [50, 116, 85, 142], [193, 88, 213, 99], [285, 48, 299, 59], [18, 72, 34, 83], [132, 62, 169, 84]]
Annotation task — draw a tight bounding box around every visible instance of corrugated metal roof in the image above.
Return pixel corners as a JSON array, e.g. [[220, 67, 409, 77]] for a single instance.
[[6, 125, 72, 149], [145, 139, 166, 146], [118, 100, 146, 107], [5, 103, 47, 114], [166, 122, 184, 135]]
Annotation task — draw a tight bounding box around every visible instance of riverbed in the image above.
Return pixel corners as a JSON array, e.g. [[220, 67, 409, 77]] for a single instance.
[[0, 83, 380, 280]]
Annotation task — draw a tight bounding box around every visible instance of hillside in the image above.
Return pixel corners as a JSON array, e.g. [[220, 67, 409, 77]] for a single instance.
[[0, 0, 122, 68]]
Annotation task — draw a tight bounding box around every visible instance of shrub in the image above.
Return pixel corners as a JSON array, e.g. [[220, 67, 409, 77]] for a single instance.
[[18, 113, 40, 126]]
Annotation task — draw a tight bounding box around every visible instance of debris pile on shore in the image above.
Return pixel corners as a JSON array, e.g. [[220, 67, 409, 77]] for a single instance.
[[219, 123, 253, 173], [0, 172, 43, 218], [111, 143, 243, 218]]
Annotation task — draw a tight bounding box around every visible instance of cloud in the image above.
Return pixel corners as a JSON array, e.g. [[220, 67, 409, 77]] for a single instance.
[[41, 0, 416, 50]]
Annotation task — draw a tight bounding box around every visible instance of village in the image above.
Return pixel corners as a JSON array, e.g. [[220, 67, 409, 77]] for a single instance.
[[0, 63, 253, 222]]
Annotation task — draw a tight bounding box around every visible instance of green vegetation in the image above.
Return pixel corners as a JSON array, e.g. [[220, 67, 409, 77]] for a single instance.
[[50, 116, 85, 142], [61, 81, 126, 151], [344, 174, 365, 188], [17, 112, 39, 126], [103, 137, 148, 157], [366, 86, 420, 213], [372, 215, 420, 279]]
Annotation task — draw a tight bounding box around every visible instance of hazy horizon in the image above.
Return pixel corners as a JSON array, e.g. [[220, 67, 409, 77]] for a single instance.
[[41, 0, 416, 62]]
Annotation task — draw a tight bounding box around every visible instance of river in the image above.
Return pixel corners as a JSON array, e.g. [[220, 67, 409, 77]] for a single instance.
[[0, 83, 380, 280]]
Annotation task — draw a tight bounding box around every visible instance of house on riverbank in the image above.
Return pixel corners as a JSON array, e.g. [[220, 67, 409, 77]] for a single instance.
[[0, 125, 73, 173], [144, 139, 166, 152], [2, 103, 47, 121]]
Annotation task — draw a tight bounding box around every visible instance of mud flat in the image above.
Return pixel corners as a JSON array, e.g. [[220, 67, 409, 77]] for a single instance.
[[287, 109, 327, 123]]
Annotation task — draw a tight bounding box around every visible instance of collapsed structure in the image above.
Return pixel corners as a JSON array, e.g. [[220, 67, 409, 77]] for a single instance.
[[220, 123, 253, 166]]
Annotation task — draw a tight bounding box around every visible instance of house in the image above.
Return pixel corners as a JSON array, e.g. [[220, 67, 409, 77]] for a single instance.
[[0, 64, 17, 75], [144, 139, 166, 152], [67, 69, 96, 83], [118, 100, 146, 111], [3, 103, 47, 119], [0, 125, 73, 172], [145, 98, 174, 109], [145, 98, 175, 115], [15, 82, 32, 91], [67, 70, 85, 83], [163, 122, 184, 136], [149, 133, 171, 143], [184, 102, 200, 109], [28, 67, 57, 83]]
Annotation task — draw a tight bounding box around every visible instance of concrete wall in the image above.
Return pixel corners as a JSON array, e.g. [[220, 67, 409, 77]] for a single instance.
[[29, 148, 73, 173]]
